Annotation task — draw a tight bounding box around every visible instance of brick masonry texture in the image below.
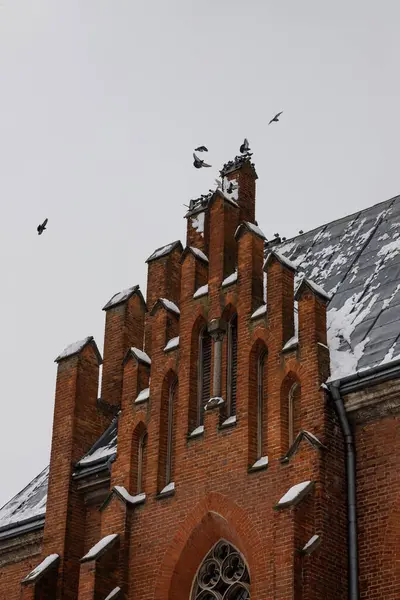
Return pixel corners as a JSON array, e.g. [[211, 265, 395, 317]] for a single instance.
[[0, 156, 398, 599]]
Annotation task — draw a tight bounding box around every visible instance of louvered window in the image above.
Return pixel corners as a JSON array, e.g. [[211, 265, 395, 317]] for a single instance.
[[227, 314, 238, 416], [198, 328, 212, 425]]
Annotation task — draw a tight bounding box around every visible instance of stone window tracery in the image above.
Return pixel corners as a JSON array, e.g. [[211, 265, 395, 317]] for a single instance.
[[191, 540, 250, 599]]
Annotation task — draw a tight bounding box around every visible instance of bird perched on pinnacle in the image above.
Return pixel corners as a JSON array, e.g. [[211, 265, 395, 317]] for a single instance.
[[193, 153, 212, 169], [240, 138, 250, 154], [37, 218, 48, 235], [195, 145, 208, 152], [268, 111, 283, 125]]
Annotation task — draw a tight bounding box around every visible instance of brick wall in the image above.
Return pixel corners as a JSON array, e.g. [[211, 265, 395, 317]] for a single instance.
[[4, 156, 398, 599], [355, 414, 400, 600]]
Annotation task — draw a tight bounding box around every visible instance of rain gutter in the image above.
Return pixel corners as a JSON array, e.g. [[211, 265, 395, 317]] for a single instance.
[[327, 358, 400, 600]]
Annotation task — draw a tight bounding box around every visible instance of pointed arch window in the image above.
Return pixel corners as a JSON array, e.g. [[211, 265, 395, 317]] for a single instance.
[[165, 379, 177, 485], [256, 350, 267, 460], [158, 375, 178, 492], [191, 540, 250, 599], [227, 314, 238, 416], [198, 327, 212, 425], [288, 381, 300, 447], [137, 430, 148, 494]]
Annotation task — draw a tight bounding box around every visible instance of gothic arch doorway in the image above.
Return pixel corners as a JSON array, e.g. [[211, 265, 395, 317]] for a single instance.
[[190, 539, 250, 600]]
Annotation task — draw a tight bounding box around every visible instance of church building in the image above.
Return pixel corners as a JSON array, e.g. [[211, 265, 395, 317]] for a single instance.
[[0, 154, 399, 599]]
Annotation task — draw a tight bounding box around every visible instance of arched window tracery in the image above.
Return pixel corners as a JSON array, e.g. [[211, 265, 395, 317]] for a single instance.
[[191, 540, 250, 600]]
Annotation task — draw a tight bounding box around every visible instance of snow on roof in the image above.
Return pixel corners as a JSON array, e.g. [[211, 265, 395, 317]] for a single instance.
[[81, 533, 118, 562], [0, 465, 48, 531], [164, 336, 179, 352], [104, 587, 121, 600], [193, 284, 208, 299], [76, 418, 118, 468], [190, 246, 208, 263], [278, 194, 400, 380], [102, 285, 139, 311], [130, 347, 151, 365], [160, 298, 180, 315], [135, 387, 150, 403], [146, 241, 182, 263], [22, 553, 59, 583], [55, 336, 93, 362], [222, 270, 238, 287], [277, 481, 313, 508]]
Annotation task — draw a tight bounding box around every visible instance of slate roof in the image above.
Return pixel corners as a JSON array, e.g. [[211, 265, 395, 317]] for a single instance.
[[278, 194, 400, 381], [3, 193, 400, 536], [0, 418, 118, 537]]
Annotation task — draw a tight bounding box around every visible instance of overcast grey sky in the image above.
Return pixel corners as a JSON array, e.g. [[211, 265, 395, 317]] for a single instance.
[[1, 1, 400, 507]]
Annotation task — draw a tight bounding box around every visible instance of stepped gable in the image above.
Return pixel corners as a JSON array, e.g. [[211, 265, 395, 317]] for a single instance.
[[3, 194, 400, 538]]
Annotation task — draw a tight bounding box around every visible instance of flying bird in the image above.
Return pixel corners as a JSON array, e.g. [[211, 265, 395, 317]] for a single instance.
[[193, 153, 212, 169], [37, 218, 48, 235], [240, 138, 250, 154], [268, 111, 283, 125], [195, 145, 208, 152], [226, 181, 238, 194]]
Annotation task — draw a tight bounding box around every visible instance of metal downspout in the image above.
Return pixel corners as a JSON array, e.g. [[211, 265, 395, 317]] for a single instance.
[[329, 382, 359, 600]]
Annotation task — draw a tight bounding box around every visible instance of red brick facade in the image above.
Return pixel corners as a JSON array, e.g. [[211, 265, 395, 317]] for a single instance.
[[0, 156, 399, 599]]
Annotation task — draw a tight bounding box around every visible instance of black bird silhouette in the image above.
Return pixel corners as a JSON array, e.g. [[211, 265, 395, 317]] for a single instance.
[[37, 218, 48, 235], [240, 138, 250, 154], [268, 111, 283, 125], [299, 230, 304, 234], [193, 153, 212, 169], [195, 145, 208, 152]]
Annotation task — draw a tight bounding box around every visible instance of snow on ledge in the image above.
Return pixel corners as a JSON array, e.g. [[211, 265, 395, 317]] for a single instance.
[[135, 387, 150, 403], [302, 534, 321, 555], [22, 553, 59, 583], [194, 284, 209, 298], [113, 486, 146, 506], [103, 285, 138, 310], [205, 396, 225, 410], [264, 249, 297, 272], [160, 298, 180, 315], [105, 587, 121, 600], [221, 415, 237, 427], [276, 481, 313, 508], [222, 270, 238, 287], [190, 425, 204, 437], [295, 277, 332, 302], [81, 533, 118, 562], [164, 336, 179, 352], [159, 482, 175, 495], [251, 304, 267, 319], [55, 336, 92, 362], [131, 347, 151, 365], [190, 247, 208, 263], [251, 456, 269, 470], [282, 335, 298, 351]]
